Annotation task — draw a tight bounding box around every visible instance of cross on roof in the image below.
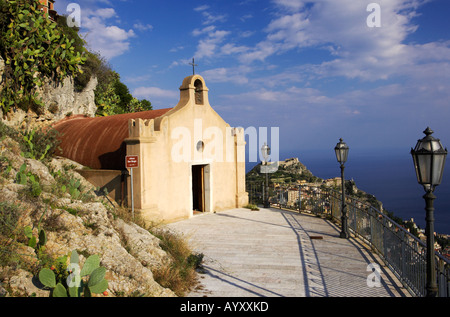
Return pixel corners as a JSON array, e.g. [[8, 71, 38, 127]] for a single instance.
[[189, 58, 198, 75]]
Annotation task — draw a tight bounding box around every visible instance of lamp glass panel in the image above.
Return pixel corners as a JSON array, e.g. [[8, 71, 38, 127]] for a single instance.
[[335, 149, 343, 163], [417, 153, 432, 184], [432, 154, 446, 185], [335, 148, 340, 162], [412, 152, 419, 183], [431, 140, 441, 151], [342, 149, 348, 163]]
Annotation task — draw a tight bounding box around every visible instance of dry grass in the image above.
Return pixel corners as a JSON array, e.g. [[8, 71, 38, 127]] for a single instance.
[[112, 207, 203, 296], [150, 228, 203, 297]]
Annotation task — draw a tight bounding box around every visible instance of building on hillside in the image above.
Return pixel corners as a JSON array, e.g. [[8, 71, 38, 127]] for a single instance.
[[53, 75, 249, 223], [287, 187, 299, 206], [324, 177, 342, 187], [38, 0, 57, 21]]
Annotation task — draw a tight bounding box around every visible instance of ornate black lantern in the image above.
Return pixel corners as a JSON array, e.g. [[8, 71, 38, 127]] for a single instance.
[[335, 138, 349, 165], [411, 127, 447, 193], [261, 142, 271, 165]]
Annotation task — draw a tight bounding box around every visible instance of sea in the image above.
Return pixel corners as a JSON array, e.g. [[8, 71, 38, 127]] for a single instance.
[[247, 150, 450, 235]]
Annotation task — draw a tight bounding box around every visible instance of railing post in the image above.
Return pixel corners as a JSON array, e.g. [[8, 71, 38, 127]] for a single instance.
[[369, 207, 373, 245], [424, 191, 438, 297], [382, 215, 388, 264], [401, 230, 406, 283]]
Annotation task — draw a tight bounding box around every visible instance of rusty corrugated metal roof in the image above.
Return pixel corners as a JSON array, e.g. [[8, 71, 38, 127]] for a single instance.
[[53, 108, 172, 170]]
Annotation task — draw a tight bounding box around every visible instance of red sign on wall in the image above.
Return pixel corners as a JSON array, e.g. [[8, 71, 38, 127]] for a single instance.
[[126, 155, 139, 168]]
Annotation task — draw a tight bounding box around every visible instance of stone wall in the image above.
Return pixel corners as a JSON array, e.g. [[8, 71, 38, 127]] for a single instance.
[[0, 55, 98, 126], [37, 75, 98, 119]]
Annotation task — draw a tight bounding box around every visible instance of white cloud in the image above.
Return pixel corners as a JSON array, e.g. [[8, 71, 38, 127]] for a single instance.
[[193, 5, 227, 25], [194, 29, 231, 59], [237, 0, 450, 86], [133, 87, 178, 100], [239, 41, 279, 63], [190, 5, 252, 63], [202, 66, 253, 84], [240, 14, 253, 22], [82, 11, 136, 59], [239, 30, 255, 38], [201, 11, 227, 25], [220, 43, 250, 56], [169, 46, 185, 53], [272, 0, 307, 12], [54, 2, 137, 60], [223, 86, 334, 105], [169, 58, 192, 69], [94, 8, 117, 19], [124, 74, 152, 84], [194, 5, 210, 12], [192, 25, 216, 37], [133, 23, 154, 32]]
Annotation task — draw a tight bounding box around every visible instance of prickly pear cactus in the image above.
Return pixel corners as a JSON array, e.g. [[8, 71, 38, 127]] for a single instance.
[[38, 250, 109, 297]]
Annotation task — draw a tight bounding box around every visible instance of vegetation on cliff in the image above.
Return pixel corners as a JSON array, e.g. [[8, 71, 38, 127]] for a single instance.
[[0, 0, 152, 118], [0, 0, 85, 115], [246, 158, 322, 185]]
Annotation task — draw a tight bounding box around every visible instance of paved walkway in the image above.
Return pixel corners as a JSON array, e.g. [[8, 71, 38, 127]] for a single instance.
[[166, 207, 412, 297]]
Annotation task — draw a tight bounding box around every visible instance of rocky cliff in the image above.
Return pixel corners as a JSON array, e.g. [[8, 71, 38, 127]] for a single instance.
[[247, 157, 323, 184], [0, 135, 178, 297], [0, 55, 97, 128]]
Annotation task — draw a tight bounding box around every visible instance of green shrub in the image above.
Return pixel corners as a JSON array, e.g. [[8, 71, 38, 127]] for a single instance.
[[20, 128, 61, 162], [0, 156, 12, 178], [0, 122, 18, 141], [24, 207, 48, 258], [73, 52, 101, 92], [0, 0, 85, 115], [244, 204, 259, 211], [50, 168, 96, 203], [0, 202, 20, 237], [15, 163, 42, 198]]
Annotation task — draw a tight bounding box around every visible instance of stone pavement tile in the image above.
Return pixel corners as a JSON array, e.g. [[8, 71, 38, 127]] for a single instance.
[[166, 208, 411, 297]]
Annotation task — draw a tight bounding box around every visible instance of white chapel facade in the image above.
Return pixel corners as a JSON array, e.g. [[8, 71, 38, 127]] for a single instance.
[[54, 75, 249, 223]]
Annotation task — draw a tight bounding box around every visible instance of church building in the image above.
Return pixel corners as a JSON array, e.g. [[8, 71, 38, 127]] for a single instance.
[[53, 75, 249, 223]]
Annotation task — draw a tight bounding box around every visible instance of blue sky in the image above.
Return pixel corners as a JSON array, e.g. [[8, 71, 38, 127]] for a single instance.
[[54, 0, 450, 160]]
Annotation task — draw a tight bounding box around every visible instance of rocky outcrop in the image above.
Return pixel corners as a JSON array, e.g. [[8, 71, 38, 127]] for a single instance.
[[0, 137, 176, 297], [37, 76, 98, 120], [0, 54, 97, 127]]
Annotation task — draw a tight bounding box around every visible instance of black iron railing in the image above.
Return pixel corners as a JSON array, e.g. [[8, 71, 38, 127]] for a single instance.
[[302, 186, 450, 297], [247, 182, 450, 297]]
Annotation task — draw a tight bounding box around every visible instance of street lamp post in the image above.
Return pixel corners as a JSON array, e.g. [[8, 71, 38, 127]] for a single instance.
[[261, 142, 271, 208], [411, 127, 447, 297], [335, 138, 350, 239]]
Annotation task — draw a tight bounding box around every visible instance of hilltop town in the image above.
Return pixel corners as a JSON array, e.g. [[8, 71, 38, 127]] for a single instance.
[[246, 157, 377, 208]]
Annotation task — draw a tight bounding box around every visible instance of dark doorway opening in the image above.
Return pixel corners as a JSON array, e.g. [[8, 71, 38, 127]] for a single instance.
[[192, 165, 205, 213]]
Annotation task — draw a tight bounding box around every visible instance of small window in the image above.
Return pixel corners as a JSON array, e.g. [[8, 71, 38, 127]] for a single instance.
[[196, 140, 205, 152]]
